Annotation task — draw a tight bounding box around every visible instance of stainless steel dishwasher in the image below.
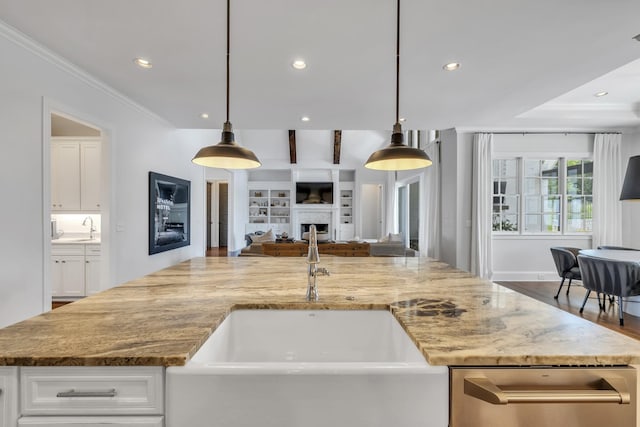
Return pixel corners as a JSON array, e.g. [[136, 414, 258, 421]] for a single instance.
[[450, 366, 636, 427]]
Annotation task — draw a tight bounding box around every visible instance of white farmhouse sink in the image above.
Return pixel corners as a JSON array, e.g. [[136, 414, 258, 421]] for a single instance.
[[166, 310, 448, 427]]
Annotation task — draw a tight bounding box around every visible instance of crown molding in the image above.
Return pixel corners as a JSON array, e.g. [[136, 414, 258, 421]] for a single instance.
[[0, 19, 173, 128]]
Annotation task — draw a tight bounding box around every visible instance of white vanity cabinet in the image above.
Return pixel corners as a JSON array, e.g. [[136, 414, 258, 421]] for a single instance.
[[51, 138, 101, 212], [51, 245, 85, 297], [84, 244, 101, 296], [0, 367, 18, 427], [18, 367, 164, 426], [51, 244, 102, 297]]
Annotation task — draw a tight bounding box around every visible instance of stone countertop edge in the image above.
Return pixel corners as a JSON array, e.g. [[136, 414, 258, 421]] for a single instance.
[[1, 256, 640, 367]]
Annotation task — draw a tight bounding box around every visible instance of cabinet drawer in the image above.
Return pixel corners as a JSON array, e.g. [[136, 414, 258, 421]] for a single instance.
[[51, 244, 85, 256], [21, 367, 164, 415], [18, 415, 164, 426], [85, 245, 101, 255]]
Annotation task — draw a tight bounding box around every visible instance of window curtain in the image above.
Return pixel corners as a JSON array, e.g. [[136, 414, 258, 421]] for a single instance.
[[471, 133, 493, 279], [423, 139, 440, 259], [592, 133, 622, 248]]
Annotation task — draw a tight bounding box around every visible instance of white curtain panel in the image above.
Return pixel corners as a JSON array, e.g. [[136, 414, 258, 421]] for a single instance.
[[471, 133, 493, 279], [592, 133, 623, 248], [424, 140, 441, 259]]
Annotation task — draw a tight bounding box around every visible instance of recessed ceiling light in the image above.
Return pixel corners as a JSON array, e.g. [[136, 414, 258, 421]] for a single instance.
[[443, 62, 460, 71], [133, 58, 153, 69], [301, 116, 310, 122], [292, 60, 307, 70], [399, 117, 406, 122], [200, 113, 209, 119], [594, 91, 609, 97]]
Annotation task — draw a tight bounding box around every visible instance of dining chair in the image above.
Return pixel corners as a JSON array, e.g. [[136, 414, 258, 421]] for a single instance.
[[550, 247, 582, 299], [577, 255, 640, 326]]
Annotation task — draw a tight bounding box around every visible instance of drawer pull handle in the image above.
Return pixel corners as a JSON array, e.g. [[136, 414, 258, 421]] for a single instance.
[[464, 376, 630, 404], [56, 389, 117, 398]]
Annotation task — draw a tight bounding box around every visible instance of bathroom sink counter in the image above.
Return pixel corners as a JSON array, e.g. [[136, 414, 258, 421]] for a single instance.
[[1, 256, 640, 367]]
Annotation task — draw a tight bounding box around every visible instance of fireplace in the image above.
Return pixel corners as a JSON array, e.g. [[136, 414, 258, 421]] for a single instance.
[[294, 210, 333, 240], [301, 223, 329, 234]]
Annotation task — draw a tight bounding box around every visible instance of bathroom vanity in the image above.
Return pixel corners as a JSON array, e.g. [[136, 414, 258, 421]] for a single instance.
[[1, 257, 640, 426]]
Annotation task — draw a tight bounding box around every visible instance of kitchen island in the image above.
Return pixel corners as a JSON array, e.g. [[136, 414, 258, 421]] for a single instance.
[[2, 256, 640, 427], [2, 256, 640, 366]]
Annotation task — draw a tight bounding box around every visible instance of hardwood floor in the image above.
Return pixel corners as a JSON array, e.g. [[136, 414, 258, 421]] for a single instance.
[[497, 281, 640, 341], [206, 246, 228, 257]]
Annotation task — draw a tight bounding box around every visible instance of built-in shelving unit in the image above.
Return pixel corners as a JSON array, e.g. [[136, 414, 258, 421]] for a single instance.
[[248, 189, 290, 225]]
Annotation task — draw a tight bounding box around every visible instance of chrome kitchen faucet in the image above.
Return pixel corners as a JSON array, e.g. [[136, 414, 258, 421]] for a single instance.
[[306, 224, 329, 301], [82, 216, 96, 240]]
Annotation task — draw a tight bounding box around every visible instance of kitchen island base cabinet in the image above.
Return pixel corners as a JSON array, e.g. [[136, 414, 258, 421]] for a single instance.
[[0, 367, 18, 427], [18, 416, 164, 426], [450, 366, 637, 427]]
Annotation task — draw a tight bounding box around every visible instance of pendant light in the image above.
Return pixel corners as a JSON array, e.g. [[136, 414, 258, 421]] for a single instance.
[[192, 0, 261, 169], [365, 0, 432, 171], [620, 155, 640, 200]]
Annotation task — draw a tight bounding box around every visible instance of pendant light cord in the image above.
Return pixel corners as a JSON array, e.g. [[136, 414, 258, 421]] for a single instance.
[[226, 0, 230, 124], [395, 0, 400, 125]]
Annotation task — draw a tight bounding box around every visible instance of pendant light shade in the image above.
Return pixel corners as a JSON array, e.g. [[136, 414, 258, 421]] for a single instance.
[[192, 0, 261, 170], [620, 155, 640, 200], [365, 123, 433, 170], [364, 0, 431, 171], [192, 122, 261, 169]]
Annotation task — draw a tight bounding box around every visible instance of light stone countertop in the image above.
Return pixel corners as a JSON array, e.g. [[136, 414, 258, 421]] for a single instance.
[[1, 256, 640, 367]]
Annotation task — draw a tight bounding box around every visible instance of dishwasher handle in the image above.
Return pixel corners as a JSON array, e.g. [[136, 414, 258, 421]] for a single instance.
[[464, 376, 630, 405]]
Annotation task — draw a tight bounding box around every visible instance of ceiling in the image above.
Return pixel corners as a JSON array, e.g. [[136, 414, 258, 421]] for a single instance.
[[1, 0, 640, 132]]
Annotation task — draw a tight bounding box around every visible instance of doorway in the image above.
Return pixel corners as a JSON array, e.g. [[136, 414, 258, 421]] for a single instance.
[[360, 184, 383, 240], [48, 111, 108, 309], [397, 179, 420, 251], [206, 180, 228, 257]]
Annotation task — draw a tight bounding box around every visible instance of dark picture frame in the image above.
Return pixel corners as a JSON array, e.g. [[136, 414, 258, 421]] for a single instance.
[[149, 171, 191, 255]]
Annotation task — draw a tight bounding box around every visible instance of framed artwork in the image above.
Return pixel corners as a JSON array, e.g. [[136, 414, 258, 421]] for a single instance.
[[149, 171, 191, 255]]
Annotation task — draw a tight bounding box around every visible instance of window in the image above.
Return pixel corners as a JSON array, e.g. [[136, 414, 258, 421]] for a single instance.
[[492, 159, 519, 231], [566, 159, 593, 232], [492, 158, 593, 234], [524, 160, 560, 232]]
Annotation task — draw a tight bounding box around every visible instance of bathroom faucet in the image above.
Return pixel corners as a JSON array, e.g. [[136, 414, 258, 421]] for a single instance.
[[306, 224, 329, 301], [82, 216, 96, 239]]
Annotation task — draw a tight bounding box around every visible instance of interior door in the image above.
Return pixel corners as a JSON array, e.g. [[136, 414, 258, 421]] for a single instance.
[[218, 183, 228, 247], [206, 183, 212, 249], [360, 184, 382, 240]]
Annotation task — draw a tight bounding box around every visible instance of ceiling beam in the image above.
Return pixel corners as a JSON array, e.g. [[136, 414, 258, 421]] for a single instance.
[[288, 130, 297, 164], [333, 130, 342, 164]]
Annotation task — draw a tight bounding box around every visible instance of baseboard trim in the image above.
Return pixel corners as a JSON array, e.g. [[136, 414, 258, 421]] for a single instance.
[[492, 271, 560, 281]]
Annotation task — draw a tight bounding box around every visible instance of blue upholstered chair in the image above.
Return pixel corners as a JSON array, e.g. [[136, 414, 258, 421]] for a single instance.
[[550, 247, 582, 299], [578, 254, 640, 326]]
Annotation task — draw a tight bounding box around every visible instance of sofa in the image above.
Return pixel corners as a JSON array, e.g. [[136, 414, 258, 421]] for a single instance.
[[368, 233, 416, 257]]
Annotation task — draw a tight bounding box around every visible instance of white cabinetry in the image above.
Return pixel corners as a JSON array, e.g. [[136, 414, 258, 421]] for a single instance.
[[52, 244, 101, 297], [51, 255, 85, 297], [80, 141, 102, 211], [247, 182, 291, 235], [338, 182, 355, 241], [19, 367, 163, 426], [51, 138, 101, 212], [0, 367, 18, 427], [51, 141, 81, 211]]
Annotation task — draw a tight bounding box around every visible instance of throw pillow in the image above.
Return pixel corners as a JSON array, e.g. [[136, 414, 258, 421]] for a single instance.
[[251, 229, 275, 243]]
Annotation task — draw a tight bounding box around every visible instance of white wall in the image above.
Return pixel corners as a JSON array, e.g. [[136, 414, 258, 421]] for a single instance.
[[622, 131, 640, 248], [0, 24, 205, 327], [438, 129, 473, 271]]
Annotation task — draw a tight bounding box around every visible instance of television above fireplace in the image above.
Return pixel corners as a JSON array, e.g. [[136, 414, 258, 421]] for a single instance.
[[296, 182, 334, 204]]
